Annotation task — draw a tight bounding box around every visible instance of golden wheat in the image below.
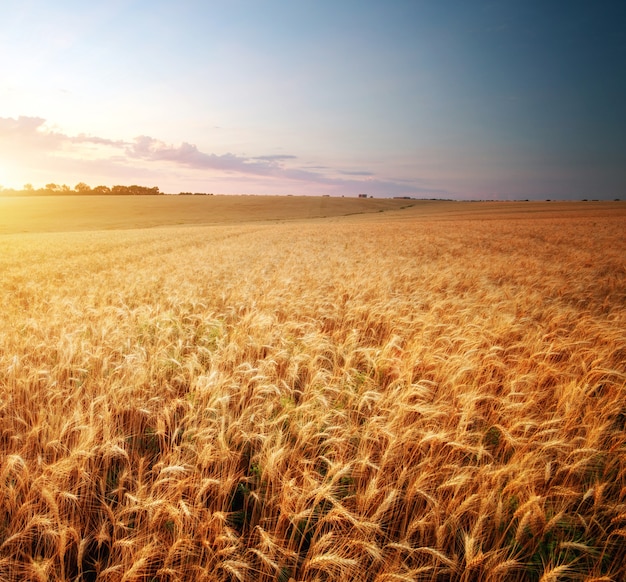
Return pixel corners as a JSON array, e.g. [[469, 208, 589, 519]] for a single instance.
[[0, 201, 624, 581]]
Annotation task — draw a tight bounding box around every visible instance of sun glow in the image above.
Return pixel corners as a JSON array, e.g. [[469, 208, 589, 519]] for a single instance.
[[0, 165, 18, 191]]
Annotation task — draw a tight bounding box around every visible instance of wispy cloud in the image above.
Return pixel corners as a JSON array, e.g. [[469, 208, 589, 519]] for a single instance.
[[0, 115, 124, 149], [126, 136, 286, 175], [0, 116, 61, 150], [0, 116, 48, 134], [252, 154, 298, 161], [339, 170, 375, 176]]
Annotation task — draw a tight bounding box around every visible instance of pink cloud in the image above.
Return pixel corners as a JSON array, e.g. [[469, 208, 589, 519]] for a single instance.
[[0, 115, 124, 150], [126, 135, 289, 175]]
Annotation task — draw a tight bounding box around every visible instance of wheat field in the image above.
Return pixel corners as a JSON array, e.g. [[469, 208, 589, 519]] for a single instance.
[[0, 200, 625, 581], [0, 195, 413, 234]]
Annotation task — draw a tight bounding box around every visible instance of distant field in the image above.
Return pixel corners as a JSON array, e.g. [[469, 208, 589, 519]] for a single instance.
[[1, 194, 623, 234], [0, 200, 625, 581], [0, 195, 413, 234]]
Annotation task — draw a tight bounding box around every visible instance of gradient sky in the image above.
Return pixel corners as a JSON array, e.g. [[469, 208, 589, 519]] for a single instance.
[[1, 0, 624, 199]]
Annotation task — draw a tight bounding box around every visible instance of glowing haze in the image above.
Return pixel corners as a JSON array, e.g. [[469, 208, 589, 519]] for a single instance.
[[1, 1, 624, 199]]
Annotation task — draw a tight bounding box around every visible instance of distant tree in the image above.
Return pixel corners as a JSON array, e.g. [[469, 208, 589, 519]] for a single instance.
[[111, 185, 128, 195], [74, 182, 91, 194], [92, 184, 162, 195], [45, 183, 59, 192], [126, 184, 160, 195], [60, 184, 71, 193], [23, 183, 33, 191]]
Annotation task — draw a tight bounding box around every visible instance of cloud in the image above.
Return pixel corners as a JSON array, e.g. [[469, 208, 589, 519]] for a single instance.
[[0, 116, 60, 150], [0, 115, 124, 150], [339, 170, 375, 176], [252, 154, 298, 161], [0, 115, 47, 134], [126, 136, 296, 176], [71, 134, 126, 147]]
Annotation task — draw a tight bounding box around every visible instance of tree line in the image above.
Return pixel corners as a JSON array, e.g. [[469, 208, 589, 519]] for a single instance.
[[0, 183, 162, 196]]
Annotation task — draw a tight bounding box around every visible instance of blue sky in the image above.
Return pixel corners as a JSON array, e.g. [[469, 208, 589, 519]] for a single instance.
[[1, 0, 624, 198]]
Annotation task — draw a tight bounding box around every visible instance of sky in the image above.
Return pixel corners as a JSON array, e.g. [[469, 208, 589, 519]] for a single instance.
[[0, 0, 625, 199]]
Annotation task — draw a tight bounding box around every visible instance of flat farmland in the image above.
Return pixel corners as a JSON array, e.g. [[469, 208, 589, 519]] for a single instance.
[[0, 195, 414, 234], [1, 195, 621, 234], [0, 197, 625, 581]]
